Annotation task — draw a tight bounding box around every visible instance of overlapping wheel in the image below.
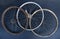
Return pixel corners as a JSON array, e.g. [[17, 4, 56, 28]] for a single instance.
[[16, 2, 44, 31], [1, 2, 58, 38], [2, 6, 28, 35]]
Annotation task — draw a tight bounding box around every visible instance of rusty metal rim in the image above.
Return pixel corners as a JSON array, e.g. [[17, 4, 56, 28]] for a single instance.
[[1, 6, 28, 35]]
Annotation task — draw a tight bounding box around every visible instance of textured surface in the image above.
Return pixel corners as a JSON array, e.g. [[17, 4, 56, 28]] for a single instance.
[[0, 0, 60, 39]]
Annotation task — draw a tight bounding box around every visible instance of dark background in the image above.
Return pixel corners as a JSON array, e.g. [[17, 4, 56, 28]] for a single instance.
[[0, 0, 60, 39]]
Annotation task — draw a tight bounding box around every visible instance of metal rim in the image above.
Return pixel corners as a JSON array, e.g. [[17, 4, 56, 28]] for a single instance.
[[31, 9, 58, 37], [16, 2, 44, 31], [1, 6, 28, 35]]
